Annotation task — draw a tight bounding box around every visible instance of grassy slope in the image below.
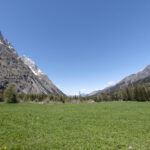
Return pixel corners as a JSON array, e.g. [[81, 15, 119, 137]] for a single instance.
[[0, 102, 150, 150]]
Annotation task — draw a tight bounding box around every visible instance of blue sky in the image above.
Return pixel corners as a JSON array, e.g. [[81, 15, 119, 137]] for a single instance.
[[0, 0, 150, 95]]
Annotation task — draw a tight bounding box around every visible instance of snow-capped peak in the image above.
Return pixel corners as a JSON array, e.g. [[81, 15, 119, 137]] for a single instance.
[[20, 55, 45, 76]]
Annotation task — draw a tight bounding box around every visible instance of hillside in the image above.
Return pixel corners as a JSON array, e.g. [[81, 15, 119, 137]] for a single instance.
[[88, 64, 150, 96], [0, 32, 64, 95]]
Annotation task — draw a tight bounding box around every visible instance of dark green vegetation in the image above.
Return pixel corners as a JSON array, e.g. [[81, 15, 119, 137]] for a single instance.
[[1, 83, 150, 105], [3, 84, 17, 103], [1, 84, 150, 104], [90, 85, 150, 102], [17, 94, 86, 103], [0, 102, 150, 150], [0, 86, 87, 103]]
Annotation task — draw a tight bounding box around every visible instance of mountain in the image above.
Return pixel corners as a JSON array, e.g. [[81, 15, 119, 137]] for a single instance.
[[80, 93, 88, 97], [88, 64, 150, 96], [86, 90, 102, 97], [0, 32, 65, 95], [20, 55, 64, 95]]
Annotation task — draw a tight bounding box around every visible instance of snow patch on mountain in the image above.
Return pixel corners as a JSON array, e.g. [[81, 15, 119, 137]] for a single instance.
[[20, 55, 45, 76]]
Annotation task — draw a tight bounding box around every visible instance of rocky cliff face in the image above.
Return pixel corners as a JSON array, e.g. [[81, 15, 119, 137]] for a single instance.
[[0, 32, 65, 95], [20, 55, 64, 95]]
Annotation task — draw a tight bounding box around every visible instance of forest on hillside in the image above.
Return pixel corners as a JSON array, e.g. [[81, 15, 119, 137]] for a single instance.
[[89, 85, 150, 102]]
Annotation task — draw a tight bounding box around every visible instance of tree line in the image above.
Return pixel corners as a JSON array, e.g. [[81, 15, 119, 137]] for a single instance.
[[89, 85, 150, 102], [1, 84, 150, 103], [0, 84, 87, 103]]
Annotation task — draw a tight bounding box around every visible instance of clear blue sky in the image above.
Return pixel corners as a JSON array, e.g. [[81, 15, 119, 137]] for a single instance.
[[0, 0, 150, 95]]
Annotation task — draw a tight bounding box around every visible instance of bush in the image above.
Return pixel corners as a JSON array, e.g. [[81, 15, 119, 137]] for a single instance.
[[4, 84, 18, 103], [0, 90, 4, 102]]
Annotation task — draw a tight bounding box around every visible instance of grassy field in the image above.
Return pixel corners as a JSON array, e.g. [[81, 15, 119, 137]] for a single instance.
[[0, 102, 150, 150]]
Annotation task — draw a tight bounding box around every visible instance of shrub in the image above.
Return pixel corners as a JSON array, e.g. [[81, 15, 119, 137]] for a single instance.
[[4, 84, 18, 103]]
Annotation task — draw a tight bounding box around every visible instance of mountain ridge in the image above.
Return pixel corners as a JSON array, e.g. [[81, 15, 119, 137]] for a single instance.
[[87, 64, 150, 96], [20, 55, 65, 96], [0, 32, 65, 95]]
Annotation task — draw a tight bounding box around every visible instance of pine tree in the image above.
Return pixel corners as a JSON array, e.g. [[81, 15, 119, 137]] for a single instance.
[[133, 87, 139, 101]]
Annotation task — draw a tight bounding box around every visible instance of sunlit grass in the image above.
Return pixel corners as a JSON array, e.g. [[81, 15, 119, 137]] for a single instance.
[[0, 102, 150, 150]]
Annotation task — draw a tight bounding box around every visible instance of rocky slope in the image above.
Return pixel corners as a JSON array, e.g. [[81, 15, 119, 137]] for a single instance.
[[20, 55, 64, 95], [88, 64, 150, 96], [0, 32, 64, 95]]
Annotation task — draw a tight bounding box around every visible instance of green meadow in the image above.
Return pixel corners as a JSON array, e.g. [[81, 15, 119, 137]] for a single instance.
[[0, 102, 150, 150]]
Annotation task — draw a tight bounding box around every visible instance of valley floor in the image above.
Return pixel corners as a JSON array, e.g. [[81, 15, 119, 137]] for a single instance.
[[0, 102, 150, 150]]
